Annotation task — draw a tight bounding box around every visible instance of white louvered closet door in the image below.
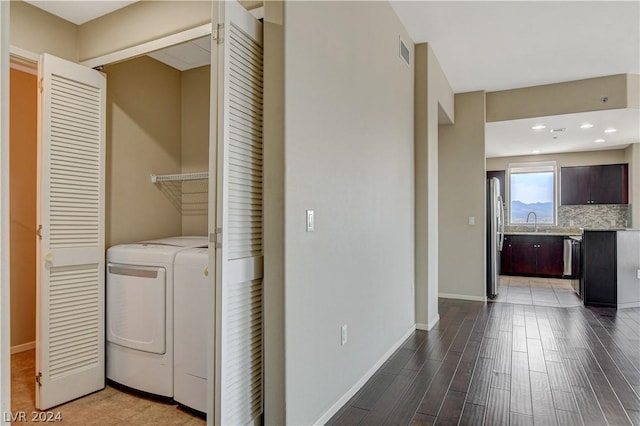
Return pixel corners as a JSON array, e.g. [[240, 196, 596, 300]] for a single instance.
[[36, 53, 106, 410], [214, 1, 264, 424]]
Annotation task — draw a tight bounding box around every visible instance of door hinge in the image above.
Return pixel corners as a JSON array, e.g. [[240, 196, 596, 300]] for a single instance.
[[36, 224, 43, 240], [213, 23, 224, 44], [36, 372, 42, 387], [38, 78, 43, 93], [210, 228, 223, 248]]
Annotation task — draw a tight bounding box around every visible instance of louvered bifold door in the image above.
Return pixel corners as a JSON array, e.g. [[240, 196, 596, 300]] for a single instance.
[[36, 53, 106, 410], [214, 1, 264, 424]]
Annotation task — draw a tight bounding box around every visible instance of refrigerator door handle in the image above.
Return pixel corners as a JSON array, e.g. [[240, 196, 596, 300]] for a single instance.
[[497, 195, 505, 251]]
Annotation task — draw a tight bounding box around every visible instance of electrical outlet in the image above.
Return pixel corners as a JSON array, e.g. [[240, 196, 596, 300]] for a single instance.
[[637, 269, 640, 280], [341, 324, 347, 346]]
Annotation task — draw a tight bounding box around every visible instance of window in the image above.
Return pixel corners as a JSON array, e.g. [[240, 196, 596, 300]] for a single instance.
[[508, 162, 557, 225]]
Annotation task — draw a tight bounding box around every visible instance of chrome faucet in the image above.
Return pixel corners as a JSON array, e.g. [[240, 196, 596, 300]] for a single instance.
[[526, 211, 538, 232]]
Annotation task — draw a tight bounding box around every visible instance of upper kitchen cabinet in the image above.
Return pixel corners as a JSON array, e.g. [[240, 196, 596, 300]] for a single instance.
[[560, 163, 628, 205]]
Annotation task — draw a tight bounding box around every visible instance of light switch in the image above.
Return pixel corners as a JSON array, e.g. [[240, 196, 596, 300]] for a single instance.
[[306, 210, 315, 232], [468, 216, 476, 225]]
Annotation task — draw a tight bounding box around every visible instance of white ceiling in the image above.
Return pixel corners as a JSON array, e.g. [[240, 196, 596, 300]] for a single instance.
[[486, 109, 640, 158], [390, 1, 640, 93], [147, 36, 211, 71], [24, 1, 640, 157]]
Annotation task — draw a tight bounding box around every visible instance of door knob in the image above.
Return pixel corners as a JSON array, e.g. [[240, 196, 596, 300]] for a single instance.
[[44, 252, 54, 262], [203, 266, 209, 277]]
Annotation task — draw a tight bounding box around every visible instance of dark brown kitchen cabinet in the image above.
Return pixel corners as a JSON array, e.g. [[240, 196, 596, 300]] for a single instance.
[[501, 235, 564, 277], [560, 163, 628, 205], [581, 231, 617, 307], [501, 235, 512, 274]]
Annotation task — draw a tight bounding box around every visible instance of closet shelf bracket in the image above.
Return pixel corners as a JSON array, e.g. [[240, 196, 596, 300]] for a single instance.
[[150, 172, 209, 183]]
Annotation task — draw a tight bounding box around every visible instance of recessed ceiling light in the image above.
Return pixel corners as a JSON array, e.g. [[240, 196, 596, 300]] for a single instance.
[[580, 123, 593, 129], [531, 124, 546, 130], [549, 128, 566, 133], [604, 128, 617, 133], [532, 150, 541, 154], [594, 139, 606, 143]]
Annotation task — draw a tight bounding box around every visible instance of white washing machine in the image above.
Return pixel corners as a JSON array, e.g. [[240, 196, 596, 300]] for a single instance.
[[106, 236, 207, 397], [174, 247, 210, 412]]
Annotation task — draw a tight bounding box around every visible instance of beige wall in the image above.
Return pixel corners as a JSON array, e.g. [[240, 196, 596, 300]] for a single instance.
[[438, 91, 486, 300], [263, 0, 285, 423], [104, 56, 182, 247], [486, 148, 629, 170], [626, 144, 640, 227], [10, 1, 78, 61], [9, 67, 37, 348], [415, 43, 455, 330], [78, 1, 211, 62], [181, 65, 210, 236], [283, 2, 415, 423], [486, 74, 629, 122], [628, 74, 639, 109]]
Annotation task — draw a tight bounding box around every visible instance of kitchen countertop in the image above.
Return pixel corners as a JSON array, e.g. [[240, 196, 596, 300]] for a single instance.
[[504, 226, 583, 237], [504, 231, 583, 236]]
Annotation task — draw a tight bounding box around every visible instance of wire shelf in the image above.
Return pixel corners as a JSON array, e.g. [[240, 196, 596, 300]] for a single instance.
[[150, 172, 209, 183]]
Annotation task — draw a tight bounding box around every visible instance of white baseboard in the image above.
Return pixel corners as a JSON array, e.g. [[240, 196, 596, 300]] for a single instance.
[[618, 301, 640, 309], [416, 313, 440, 331], [11, 341, 35, 354], [439, 293, 487, 302], [313, 324, 416, 425]]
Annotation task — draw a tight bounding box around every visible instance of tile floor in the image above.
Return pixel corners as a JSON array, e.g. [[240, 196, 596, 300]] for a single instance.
[[11, 349, 205, 425], [493, 275, 582, 307]]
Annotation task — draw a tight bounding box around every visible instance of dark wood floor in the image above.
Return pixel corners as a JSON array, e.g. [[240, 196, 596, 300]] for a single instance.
[[328, 298, 640, 425]]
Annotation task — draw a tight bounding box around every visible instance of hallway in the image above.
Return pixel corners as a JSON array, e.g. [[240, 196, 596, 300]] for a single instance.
[[330, 298, 640, 425]]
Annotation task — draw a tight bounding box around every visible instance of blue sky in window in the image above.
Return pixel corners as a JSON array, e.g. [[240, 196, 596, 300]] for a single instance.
[[511, 172, 553, 204]]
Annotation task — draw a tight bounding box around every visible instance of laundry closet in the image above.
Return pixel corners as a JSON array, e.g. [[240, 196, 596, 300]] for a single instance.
[[8, 1, 264, 423], [9, 40, 212, 414]]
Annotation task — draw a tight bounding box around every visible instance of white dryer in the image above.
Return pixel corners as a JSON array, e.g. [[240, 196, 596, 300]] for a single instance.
[[174, 247, 210, 412], [106, 236, 207, 397]]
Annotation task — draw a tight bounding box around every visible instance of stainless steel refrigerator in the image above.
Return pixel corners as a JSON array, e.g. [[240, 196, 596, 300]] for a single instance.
[[486, 177, 505, 298]]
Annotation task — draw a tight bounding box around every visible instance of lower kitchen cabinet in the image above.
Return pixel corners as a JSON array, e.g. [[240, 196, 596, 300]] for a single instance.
[[501, 235, 564, 277]]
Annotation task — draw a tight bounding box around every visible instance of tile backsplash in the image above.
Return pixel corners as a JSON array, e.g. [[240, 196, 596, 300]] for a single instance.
[[502, 204, 630, 230], [557, 204, 629, 229]]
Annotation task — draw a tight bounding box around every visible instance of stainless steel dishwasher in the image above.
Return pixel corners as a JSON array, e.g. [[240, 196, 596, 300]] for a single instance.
[[563, 235, 582, 293]]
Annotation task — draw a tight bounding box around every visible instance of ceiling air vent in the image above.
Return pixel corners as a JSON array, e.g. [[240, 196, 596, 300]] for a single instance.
[[399, 37, 410, 66]]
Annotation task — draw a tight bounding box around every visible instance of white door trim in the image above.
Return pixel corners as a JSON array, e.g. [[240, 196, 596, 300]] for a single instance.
[[80, 23, 212, 69], [0, 1, 11, 422]]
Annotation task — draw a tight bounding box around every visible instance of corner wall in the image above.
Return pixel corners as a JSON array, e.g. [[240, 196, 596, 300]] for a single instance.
[[181, 65, 210, 236], [9, 67, 37, 348], [283, 2, 415, 423], [104, 56, 182, 247], [438, 92, 486, 300], [263, 0, 286, 423], [415, 43, 454, 329], [626, 143, 640, 227], [10, 0, 78, 62]]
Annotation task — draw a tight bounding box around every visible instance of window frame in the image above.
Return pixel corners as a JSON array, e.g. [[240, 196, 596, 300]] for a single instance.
[[507, 161, 558, 226]]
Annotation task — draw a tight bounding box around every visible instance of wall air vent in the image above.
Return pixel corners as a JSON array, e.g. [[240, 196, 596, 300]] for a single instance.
[[399, 37, 410, 66]]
